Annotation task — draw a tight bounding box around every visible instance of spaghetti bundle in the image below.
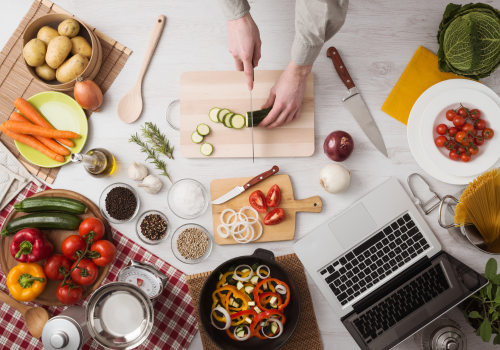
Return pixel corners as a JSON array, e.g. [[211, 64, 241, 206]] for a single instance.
[[454, 168, 500, 249]]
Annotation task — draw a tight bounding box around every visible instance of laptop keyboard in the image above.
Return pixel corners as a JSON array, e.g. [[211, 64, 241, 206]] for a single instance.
[[353, 263, 449, 344], [320, 213, 431, 306]]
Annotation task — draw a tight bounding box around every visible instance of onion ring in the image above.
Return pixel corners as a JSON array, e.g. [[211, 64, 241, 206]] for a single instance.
[[217, 224, 230, 239], [220, 209, 237, 225], [239, 206, 259, 223], [232, 221, 250, 235], [261, 318, 283, 339], [211, 306, 231, 330], [233, 265, 254, 282], [251, 220, 263, 241], [232, 225, 254, 243], [256, 265, 270, 279], [234, 325, 251, 341], [275, 284, 287, 294]]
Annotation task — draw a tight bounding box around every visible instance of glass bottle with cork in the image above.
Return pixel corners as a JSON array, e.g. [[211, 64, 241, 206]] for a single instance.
[[70, 148, 115, 178]]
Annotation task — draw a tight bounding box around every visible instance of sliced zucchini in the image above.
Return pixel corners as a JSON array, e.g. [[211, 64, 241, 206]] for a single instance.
[[271, 322, 278, 334], [218, 272, 223, 280], [209, 108, 221, 123], [197, 124, 210, 136], [236, 281, 244, 290], [244, 286, 254, 294], [191, 131, 203, 144], [218, 108, 231, 123], [248, 301, 255, 307], [229, 264, 237, 272], [244, 317, 253, 324], [228, 277, 237, 286], [223, 113, 234, 128], [254, 306, 262, 314], [200, 143, 213, 156], [241, 268, 250, 273], [269, 296, 277, 305], [251, 262, 261, 271], [230, 114, 245, 129], [236, 330, 245, 338], [229, 297, 234, 305], [250, 275, 259, 285], [263, 282, 268, 290]]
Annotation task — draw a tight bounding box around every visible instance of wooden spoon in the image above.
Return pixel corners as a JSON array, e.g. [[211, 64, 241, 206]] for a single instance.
[[117, 15, 166, 123], [0, 289, 50, 338]]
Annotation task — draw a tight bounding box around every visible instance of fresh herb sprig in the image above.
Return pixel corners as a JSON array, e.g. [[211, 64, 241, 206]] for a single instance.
[[141, 122, 174, 159], [129, 132, 173, 183]]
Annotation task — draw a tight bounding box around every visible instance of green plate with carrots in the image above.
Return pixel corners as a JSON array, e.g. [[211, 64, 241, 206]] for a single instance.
[[14, 91, 88, 168]]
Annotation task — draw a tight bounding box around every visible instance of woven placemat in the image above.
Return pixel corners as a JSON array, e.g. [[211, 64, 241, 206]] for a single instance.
[[187, 253, 323, 350], [0, 0, 132, 184]]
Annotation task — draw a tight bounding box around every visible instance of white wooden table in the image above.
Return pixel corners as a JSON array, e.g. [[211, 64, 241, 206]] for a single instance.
[[1, 1, 500, 349]]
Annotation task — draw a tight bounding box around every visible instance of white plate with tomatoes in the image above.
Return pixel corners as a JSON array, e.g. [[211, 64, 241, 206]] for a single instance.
[[419, 88, 499, 177]]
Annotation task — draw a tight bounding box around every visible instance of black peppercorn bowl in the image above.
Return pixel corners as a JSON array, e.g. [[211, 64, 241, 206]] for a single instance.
[[99, 182, 141, 224], [136, 210, 171, 245]]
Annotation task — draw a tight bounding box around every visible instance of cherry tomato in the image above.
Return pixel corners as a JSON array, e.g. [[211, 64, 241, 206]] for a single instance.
[[462, 123, 474, 133], [457, 107, 467, 117], [44, 254, 72, 280], [458, 146, 466, 154], [483, 128, 494, 139], [468, 146, 479, 156], [449, 150, 460, 160], [470, 109, 481, 120], [448, 127, 458, 138], [71, 259, 98, 286], [455, 131, 468, 144], [461, 153, 471, 162], [462, 135, 474, 146], [453, 115, 465, 127], [474, 137, 485, 146], [436, 124, 448, 135], [435, 136, 447, 147], [474, 119, 486, 130], [266, 184, 281, 207], [249, 190, 267, 213], [90, 240, 117, 267], [445, 141, 455, 151], [61, 235, 87, 261], [79, 217, 105, 243], [446, 110, 457, 121], [56, 280, 82, 305], [263, 208, 286, 225]]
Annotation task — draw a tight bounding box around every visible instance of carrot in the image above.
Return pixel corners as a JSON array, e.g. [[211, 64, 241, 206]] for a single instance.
[[2, 120, 81, 139], [10, 113, 70, 156], [14, 98, 74, 148], [0, 124, 65, 162]]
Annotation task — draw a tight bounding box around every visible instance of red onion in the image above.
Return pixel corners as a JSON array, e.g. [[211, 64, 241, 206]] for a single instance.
[[323, 131, 354, 162]]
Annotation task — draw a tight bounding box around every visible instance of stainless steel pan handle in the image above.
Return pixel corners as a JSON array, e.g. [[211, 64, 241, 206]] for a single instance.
[[438, 195, 459, 229]]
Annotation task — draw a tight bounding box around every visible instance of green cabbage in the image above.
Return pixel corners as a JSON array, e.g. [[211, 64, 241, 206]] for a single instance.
[[437, 3, 500, 80]]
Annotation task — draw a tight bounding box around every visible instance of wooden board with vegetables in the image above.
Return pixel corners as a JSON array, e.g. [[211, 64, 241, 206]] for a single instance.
[[180, 70, 314, 158], [210, 174, 322, 245], [0, 189, 113, 306]]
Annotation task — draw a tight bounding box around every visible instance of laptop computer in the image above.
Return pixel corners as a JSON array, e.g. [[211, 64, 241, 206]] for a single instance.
[[293, 178, 488, 350]]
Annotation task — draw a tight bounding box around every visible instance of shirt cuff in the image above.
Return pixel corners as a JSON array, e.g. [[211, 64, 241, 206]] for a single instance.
[[218, 0, 251, 21], [291, 36, 323, 66]]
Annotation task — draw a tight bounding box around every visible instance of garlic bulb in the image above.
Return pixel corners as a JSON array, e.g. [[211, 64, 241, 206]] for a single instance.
[[319, 164, 351, 194], [128, 161, 148, 181], [137, 175, 162, 194]]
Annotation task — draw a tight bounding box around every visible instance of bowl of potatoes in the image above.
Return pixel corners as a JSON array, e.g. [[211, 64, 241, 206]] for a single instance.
[[22, 14, 102, 91]]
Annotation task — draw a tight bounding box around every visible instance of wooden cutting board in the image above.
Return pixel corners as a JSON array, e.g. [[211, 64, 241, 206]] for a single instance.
[[180, 70, 315, 158], [0, 189, 111, 306], [210, 174, 322, 245]]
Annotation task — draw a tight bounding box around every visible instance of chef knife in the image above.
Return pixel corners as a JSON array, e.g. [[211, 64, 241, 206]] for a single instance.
[[326, 47, 388, 158], [251, 64, 255, 163], [211, 165, 279, 205]]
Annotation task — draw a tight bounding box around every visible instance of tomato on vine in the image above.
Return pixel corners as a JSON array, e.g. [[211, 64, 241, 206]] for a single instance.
[[446, 110, 456, 121], [435, 136, 447, 147], [460, 153, 471, 162], [449, 150, 459, 160], [483, 128, 494, 139]]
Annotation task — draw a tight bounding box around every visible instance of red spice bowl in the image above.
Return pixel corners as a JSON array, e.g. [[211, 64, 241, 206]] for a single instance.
[[135, 210, 171, 245]]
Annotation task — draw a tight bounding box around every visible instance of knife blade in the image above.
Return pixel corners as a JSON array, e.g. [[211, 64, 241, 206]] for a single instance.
[[251, 65, 255, 163], [326, 47, 388, 158], [211, 165, 279, 204]]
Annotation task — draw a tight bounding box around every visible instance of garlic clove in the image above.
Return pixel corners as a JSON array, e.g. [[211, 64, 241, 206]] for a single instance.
[[137, 175, 162, 194], [128, 161, 148, 181]]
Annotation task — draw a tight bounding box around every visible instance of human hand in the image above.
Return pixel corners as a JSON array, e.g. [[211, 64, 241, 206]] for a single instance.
[[258, 61, 312, 129], [226, 13, 261, 90]]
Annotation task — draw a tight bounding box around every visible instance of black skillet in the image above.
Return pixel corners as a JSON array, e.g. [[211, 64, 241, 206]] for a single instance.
[[199, 248, 301, 350]]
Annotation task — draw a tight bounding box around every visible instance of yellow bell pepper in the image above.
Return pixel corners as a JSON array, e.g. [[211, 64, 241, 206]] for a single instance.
[[211, 285, 249, 323], [7, 263, 46, 302]]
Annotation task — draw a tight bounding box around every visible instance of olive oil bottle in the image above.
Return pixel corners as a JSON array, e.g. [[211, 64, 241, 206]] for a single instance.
[[70, 148, 115, 178]]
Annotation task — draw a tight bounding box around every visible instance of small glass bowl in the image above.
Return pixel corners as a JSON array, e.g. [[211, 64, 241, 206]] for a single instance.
[[171, 223, 213, 264], [135, 210, 171, 245], [99, 182, 141, 224], [167, 178, 209, 219]]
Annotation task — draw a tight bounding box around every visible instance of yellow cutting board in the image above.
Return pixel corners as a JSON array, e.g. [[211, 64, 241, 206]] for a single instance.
[[180, 71, 314, 158], [210, 174, 322, 245]]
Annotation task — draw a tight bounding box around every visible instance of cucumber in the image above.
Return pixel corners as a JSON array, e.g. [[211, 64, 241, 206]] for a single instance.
[[223, 113, 234, 128], [209, 108, 221, 123], [230, 114, 245, 129], [14, 197, 88, 214], [217, 108, 231, 123], [200, 143, 213, 156], [191, 131, 203, 144], [197, 124, 210, 136], [246, 107, 272, 127], [1, 213, 82, 237]]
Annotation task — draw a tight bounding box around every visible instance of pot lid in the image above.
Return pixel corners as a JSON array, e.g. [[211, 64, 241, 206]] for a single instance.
[[432, 326, 467, 350], [42, 316, 84, 350]]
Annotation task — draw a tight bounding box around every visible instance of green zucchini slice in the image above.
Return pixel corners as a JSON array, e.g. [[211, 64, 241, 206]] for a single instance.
[[191, 131, 203, 143], [230, 114, 245, 129], [217, 108, 231, 123], [197, 123, 210, 136], [209, 108, 221, 123], [200, 143, 213, 156], [223, 113, 234, 128]]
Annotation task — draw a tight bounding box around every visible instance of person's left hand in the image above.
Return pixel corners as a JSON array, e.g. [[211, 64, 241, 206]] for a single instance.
[[258, 61, 312, 129]]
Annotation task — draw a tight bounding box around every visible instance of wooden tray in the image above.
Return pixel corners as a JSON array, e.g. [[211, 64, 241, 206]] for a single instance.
[[0, 189, 111, 306], [180, 71, 315, 158], [210, 174, 322, 245]]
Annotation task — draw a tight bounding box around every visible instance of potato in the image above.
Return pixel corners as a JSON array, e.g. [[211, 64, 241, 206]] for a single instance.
[[37, 26, 59, 47], [71, 36, 92, 59], [46, 36, 72, 69], [58, 19, 80, 38], [23, 39, 46, 67], [35, 63, 56, 81], [56, 54, 89, 83]]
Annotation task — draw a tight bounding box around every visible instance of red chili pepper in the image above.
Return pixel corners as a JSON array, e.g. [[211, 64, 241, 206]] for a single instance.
[[10, 228, 53, 263], [259, 292, 283, 308], [254, 278, 290, 312], [250, 309, 286, 340]]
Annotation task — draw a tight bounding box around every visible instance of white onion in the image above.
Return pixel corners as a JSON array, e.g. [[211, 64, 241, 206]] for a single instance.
[[319, 163, 351, 194], [221, 209, 237, 225], [275, 284, 287, 294], [211, 306, 231, 330], [256, 265, 270, 279], [232, 221, 250, 235], [234, 325, 251, 341], [239, 206, 259, 223], [232, 225, 254, 244], [233, 265, 254, 282], [217, 224, 230, 239], [252, 220, 263, 241], [216, 206, 262, 243], [261, 318, 283, 339]]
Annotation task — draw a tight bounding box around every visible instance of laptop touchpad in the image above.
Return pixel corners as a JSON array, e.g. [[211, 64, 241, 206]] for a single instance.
[[328, 203, 377, 249]]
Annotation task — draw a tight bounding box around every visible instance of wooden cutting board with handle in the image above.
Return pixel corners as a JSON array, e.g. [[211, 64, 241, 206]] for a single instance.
[[180, 70, 314, 158], [210, 173, 322, 245]]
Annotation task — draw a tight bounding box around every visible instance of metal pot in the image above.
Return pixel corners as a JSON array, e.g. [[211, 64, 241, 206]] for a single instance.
[[42, 306, 91, 350], [198, 248, 301, 350]]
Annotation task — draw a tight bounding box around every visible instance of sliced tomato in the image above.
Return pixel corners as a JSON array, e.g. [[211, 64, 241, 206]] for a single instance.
[[249, 190, 267, 213], [264, 208, 285, 225], [266, 184, 281, 207]]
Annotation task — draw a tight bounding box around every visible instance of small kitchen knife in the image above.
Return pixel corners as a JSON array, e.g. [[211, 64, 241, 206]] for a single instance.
[[326, 47, 388, 158], [251, 64, 255, 163], [211, 165, 279, 205]]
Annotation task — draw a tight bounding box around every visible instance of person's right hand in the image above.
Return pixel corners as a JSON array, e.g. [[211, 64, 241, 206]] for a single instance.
[[226, 13, 261, 90]]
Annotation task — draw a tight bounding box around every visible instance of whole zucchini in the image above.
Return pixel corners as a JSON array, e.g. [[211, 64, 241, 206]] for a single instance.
[[14, 197, 87, 215], [1, 213, 82, 237]]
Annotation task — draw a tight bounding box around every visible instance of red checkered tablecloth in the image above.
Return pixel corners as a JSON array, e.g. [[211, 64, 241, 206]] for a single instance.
[[0, 182, 198, 350]]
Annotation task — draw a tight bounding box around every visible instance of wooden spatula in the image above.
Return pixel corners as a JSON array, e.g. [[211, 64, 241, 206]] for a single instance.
[[117, 15, 166, 123]]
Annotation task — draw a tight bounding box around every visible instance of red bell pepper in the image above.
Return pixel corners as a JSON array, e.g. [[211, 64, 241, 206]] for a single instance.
[[259, 292, 283, 308], [254, 278, 290, 312], [250, 309, 286, 340], [10, 228, 53, 263]]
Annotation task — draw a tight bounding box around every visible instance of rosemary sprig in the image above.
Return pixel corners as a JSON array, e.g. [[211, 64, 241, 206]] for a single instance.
[[141, 122, 174, 159], [129, 133, 173, 183]]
